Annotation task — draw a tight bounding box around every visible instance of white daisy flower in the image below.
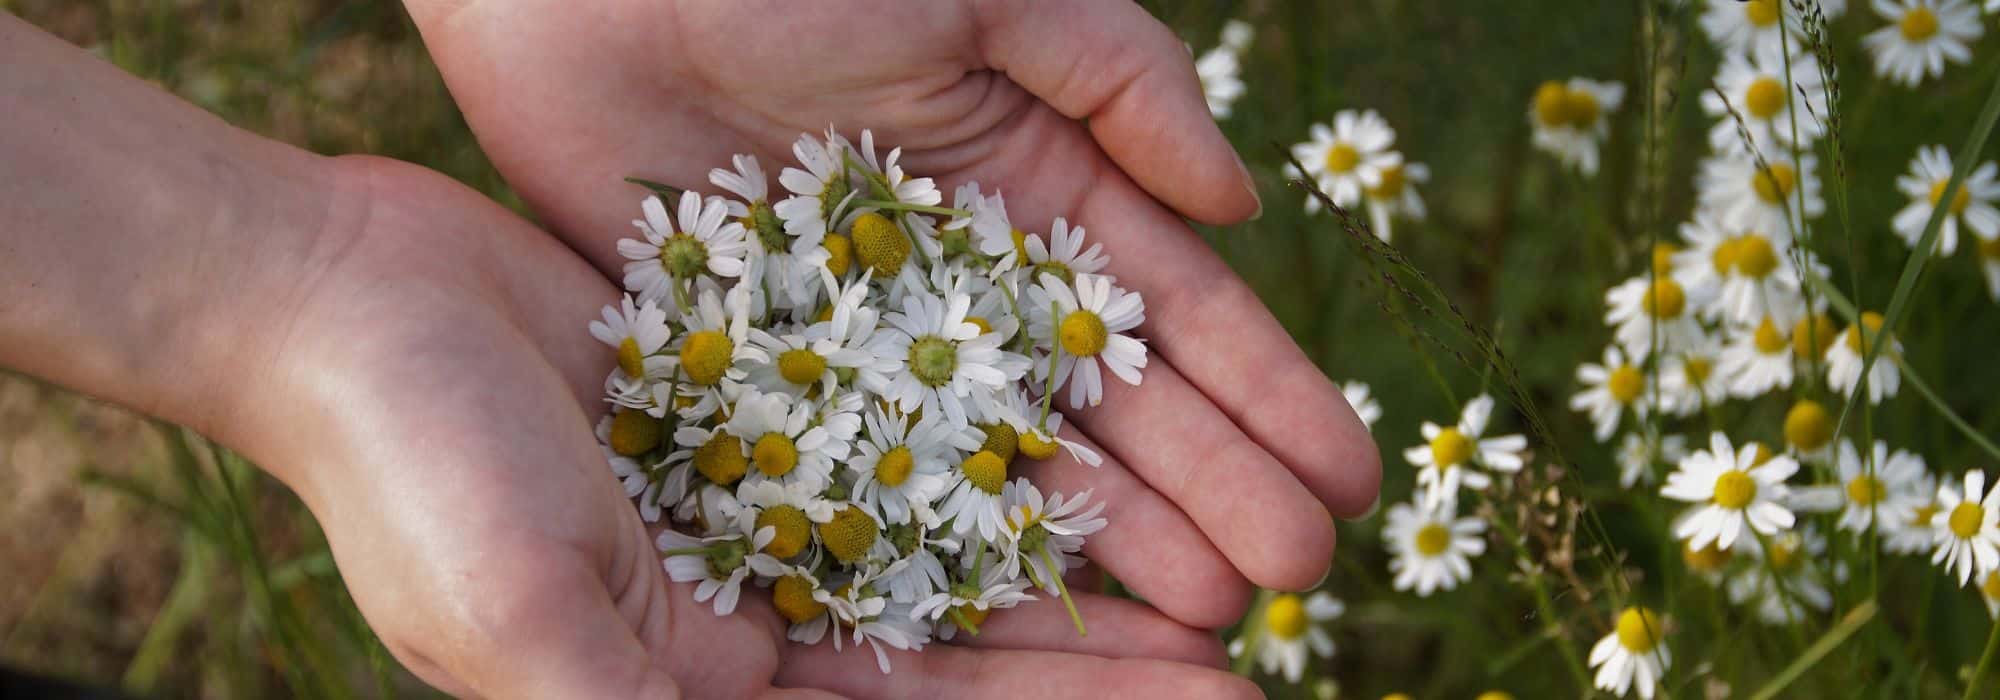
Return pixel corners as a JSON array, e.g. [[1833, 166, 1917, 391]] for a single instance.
[[1883, 469, 1943, 554], [657, 528, 770, 616], [1529, 78, 1623, 176], [851, 406, 978, 525], [1364, 159, 1429, 242], [942, 182, 1015, 264], [1020, 217, 1111, 283], [1658, 334, 1728, 418], [596, 414, 667, 522], [1780, 398, 1836, 462], [1571, 345, 1654, 442], [1675, 212, 1812, 327], [726, 390, 851, 492], [1697, 152, 1824, 242], [590, 294, 676, 382], [1682, 540, 1738, 586], [1864, 0, 1982, 87], [1892, 145, 2000, 255], [1404, 394, 1529, 508], [775, 129, 857, 252], [1027, 272, 1148, 410], [1228, 592, 1344, 683], [994, 387, 1104, 467], [618, 192, 750, 305], [1291, 109, 1400, 209], [735, 478, 838, 561], [1341, 381, 1383, 432], [750, 559, 834, 644], [1195, 41, 1246, 120], [1701, 44, 1830, 155], [1983, 572, 2000, 617], [937, 448, 1014, 542], [1726, 527, 1837, 625], [1588, 606, 1670, 700], [911, 562, 1035, 640], [1663, 432, 1799, 551], [867, 287, 1031, 427], [853, 129, 943, 211], [1933, 469, 2000, 585], [1701, 0, 1844, 56], [1606, 273, 1704, 362], [1615, 431, 1687, 489], [872, 517, 959, 605], [1824, 311, 1900, 404], [1983, 236, 2000, 301], [1717, 316, 1799, 398], [1825, 439, 1929, 534], [1384, 496, 1487, 596], [675, 285, 766, 393], [1001, 480, 1107, 592], [817, 569, 927, 674]]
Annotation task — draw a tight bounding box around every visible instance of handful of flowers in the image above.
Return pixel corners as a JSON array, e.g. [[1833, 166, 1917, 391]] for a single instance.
[[589, 128, 1146, 672]]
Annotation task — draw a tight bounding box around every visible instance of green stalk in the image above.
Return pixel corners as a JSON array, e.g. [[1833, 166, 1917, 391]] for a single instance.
[[1748, 601, 1877, 700], [1966, 617, 2000, 700], [1231, 589, 1272, 677]]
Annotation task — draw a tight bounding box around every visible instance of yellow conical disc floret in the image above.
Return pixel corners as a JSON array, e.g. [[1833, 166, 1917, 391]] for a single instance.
[[1784, 399, 1832, 452], [1744, 78, 1785, 120], [1792, 314, 1838, 360], [1059, 310, 1109, 357], [1615, 607, 1664, 652], [1264, 593, 1309, 640], [1683, 542, 1731, 572], [1324, 142, 1359, 174], [1429, 428, 1473, 468], [1950, 501, 1985, 539], [850, 212, 911, 276], [772, 574, 826, 624], [1607, 365, 1645, 404], [962, 450, 1007, 494], [1642, 278, 1686, 319], [1745, 0, 1779, 27], [1414, 523, 1450, 556], [1713, 470, 1757, 509], [1018, 430, 1061, 460], [617, 337, 646, 378], [756, 505, 812, 559], [821, 232, 853, 277], [1901, 7, 1939, 41], [875, 446, 915, 487], [1844, 311, 1887, 354], [778, 348, 827, 386], [608, 408, 662, 457], [978, 422, 1020, 463], [1752, 163, 1796, 205], [818, 506, 878, 565], [693, 433, 747, 485], [753, 433, 800, 478], [1533, 81, 1569, 127], [680, 330, 734, 386]]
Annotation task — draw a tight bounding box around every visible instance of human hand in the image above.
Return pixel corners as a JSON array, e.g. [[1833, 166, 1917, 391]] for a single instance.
[[406, 0, 1384, 634]]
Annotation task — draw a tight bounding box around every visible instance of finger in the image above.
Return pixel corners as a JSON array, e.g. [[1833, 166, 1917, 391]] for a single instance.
[[776, 643, 1259, 700], [1013, 424, 1252, 627], [955, 591, 1227, 669], [971, 0, 1259, 224]]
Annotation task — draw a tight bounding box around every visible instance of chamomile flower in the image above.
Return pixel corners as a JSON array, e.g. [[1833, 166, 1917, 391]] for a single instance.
[[1342, 381, 1383, 432], [775, 129, 857, 251], [850, 407, 976, 525], [1001, 480, 1106, 591], [735, 478, 838, 561], [1588, 607, 1670, 700], [1658, 335, 1728, 417], [1864, 0, 1983, 87], [1983, 236, 2000, 301], [937, 449, 1013, 541], [1027, 272, 1148, 410], [1616, 431, 1688, 489], [1020, 217, 1110, 283], [853, 129, 943, 211], [911, 564, 1035, 640], [619, 193, 751, 305], [658, 528, 768, 616], [1884, 470, 1944, 554], [1364, 159, 1429, 242], [1606, 273, 1704, 362], [1726, 527, 1836, 625], [1529, 78, 1623, 176], [868, 288, 1030, 427], [995, 387, 1103, 467], [1229, 592, 1343, 683], [1572, 345, 1654, 442], [1663, 432, 1799, 551], [1892, 145, 2000, 255], [751, 560, 833, 644], [1698, 153, 1825, 243], [1824, 311, 1901, 404], [942, 183, 1014, 264], [1701, 44, 1829, 155], [1675, 212, 1811, 327], [1384, 496, 1487, 596], [1824, 440, 1930, 533], [598, 414, 668, 522], [1683, 540, 1737, 585], [1701, 0, 1842, 55], [1718, 317, 1799, 398], [1292, 110, 1400, 209], [1781, 398, 1836, 462], [1195, 40, 1246, 120], [675, 285, 766, 390], [726, 390, 851, 492], [591, 294, 676, 382], [1933, 469, 2000, 585], [875, 520, 958, 604], [1405, 394, 1529, 507]]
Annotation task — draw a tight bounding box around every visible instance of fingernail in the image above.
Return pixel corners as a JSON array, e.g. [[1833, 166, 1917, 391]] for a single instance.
[[1340, 491, 1382, 522], [1234, 150, 1262, 221]]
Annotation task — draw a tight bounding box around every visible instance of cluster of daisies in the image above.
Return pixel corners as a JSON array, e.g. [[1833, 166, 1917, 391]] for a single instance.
[[590, 128, 1142, 672]]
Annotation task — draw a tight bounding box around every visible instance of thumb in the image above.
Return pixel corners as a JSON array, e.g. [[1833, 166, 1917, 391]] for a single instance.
[[971, 0, 1260, 224]]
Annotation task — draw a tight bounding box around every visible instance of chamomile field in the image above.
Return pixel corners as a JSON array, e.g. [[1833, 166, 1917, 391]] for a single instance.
[[5, 1, 2000, 698]]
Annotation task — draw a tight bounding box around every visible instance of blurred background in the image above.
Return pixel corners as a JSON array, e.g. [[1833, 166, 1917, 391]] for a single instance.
[[5, 0, 1999, 697]]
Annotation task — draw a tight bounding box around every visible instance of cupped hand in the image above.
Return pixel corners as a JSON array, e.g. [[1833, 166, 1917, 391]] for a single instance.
[[406, 0, 1383, 630], [247, 156, 1250, 698]]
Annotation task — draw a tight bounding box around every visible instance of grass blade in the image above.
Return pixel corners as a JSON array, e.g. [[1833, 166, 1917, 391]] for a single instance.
[[1749, 601, 1877, 700]]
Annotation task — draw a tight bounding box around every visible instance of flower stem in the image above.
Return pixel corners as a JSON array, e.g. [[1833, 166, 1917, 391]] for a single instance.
[[1043, 548, 1087, 637], [1230, 589, 1271, 677], [1965, 618, 2000, 700], [854, 199, 973, 219]]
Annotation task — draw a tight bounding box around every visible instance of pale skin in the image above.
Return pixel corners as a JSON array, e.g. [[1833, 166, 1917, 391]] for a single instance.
[[1, 1, 1379, 697]]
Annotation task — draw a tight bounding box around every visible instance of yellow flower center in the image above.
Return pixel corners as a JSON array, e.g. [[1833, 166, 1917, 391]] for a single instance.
[[1783, 399, 1832, 452], [965, 316, 994, 336], [1534, 81, 1570, 127], [753, 432, 800, 478], [1608, 365, 1646, 404], [1564, 88, 1602, 128], [1429, 427, 1474, 468], [1642, 278, 1687, 319], [1414, 523, 1452, 556], [951, 603, 992, 629], [818, 505, 878, 565], [1264, 594, 1310, 640], [1011, 228, 1030, 262], [1652, 242, 1680, 277], [1748, 441, 1776, 467], [1685, 356, 1714, 384], [757, 505, 812, 559], [1930, 178, 1972, 215], [1980, 236, 2000, 261], [1745, 0, 1780, 27], [1752, 163, 1797, 205], [1950, 501, 1986, 539], [1847, 475, 1887, 506], [1983, 571, 2000, 601], [693, 433, 748, 485], [1792, 314, 1837, 360], [1324, 142, 1361, 174], [1768, 538, 1802, 573], [1713, 470, 1757, 509], [850, 212, 911, 276], [1735, 235, 1779, 278], [1018, 430, 1061, 460], [608, 408, 662, 457], [1683, 541, 1732, 572], [1915, 503, 1941, 527], [978, 422, 1020, 463], [1059, 309, 1110, 357], [772, 574, 826, 624], [1615, 607, 1665, 653], [1745, 77, 1786, 120], [679, 330, 734, 386], [1367, 163, 1408, 200], [1476, 691, 1517, 700], [821, 232, 853, 277], [875, 446, 915, 487], [1901, 7, 1940, 41], [777, 348, 828, 386], [961, 450, 1008, 495], [1711, 237, 1742, 274], [617, 337, 647, 378], [1843, 311, 1887, 354], [1753, 317, 1788, 354]]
